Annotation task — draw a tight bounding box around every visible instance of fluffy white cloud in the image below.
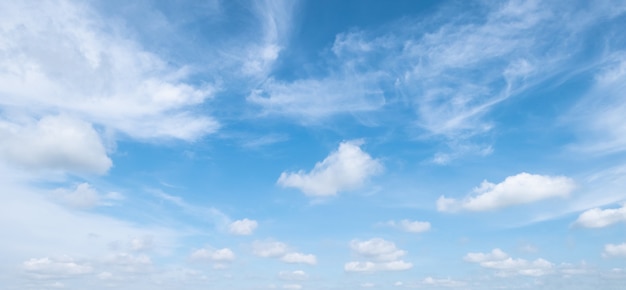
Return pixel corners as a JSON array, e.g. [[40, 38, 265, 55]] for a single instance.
[[604, 243, 626, 258], [282, 284, 302, 290], [464, 248, 553, 276], [574, 203, 626, 228], [228, 218, 258, 235], [0, 115, 111, 174], [277, 140, 383, 196], [280, 252, 317, 265], [278, 270, 308, 281], [53, 183, 124, 209], [252, 240, 317, 265], [345, 238, 412, 272], [22, 257, 93, 278], [252, 240, 289, 258], [385, 219, 431, 233], [190, 247, 235, 262], [0, 1, 218, 143], [437, 172, 576, 212]]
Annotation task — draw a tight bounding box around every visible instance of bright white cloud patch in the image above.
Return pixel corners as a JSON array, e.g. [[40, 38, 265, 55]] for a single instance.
[[437, 172, 576, 212], [385, 219, 431, 233], [0, 115, 111, 174], [345, 238, 412, 272], [277, 140, 382, 196], [464, 248, 553, 276], [229, 218, 258, 235], [0, 1, 218, 142], [574, 203, 626, 228], [604, 243, 626, 258]]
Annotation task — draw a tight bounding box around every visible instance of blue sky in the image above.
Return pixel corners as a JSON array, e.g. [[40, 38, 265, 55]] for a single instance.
[[1, 0, 626, 289]]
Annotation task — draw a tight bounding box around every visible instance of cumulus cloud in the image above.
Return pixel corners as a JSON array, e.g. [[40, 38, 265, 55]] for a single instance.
[[278, 270, 308, 281], [464, 248, 553, 276], [345, 238, 412, 272], [385, 219, 431, 233], [228, 218, 258, 235], [280, 253, 317, 265], [437, 172, 576, 212], [252, 240, 317, 265], [53, 183, 124, 209], [22, 257, 93, 278], [282, 284, 302, 290], [574, 203, 626, 228], [422, 277, 466, 287], [190, 247, 235, 263], [252, 240, 289, 258], [277, 140, 383, 196], [0, 115, 112, 174], [604, 243, 626, 258]]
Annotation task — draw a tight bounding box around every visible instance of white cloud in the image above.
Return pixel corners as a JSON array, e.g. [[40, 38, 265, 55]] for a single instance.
[[464, 248, 553, 276], [282, 284, 302, 290], [280, 252, 317, 265], [252, 240, 316, 265], [0, 1, 218, 143], [0, 115, 111, 174], [53, 183, 124, 209], [278, 270, 308, 281], [22, 257, 93, 278], [252, 240, 289, 258], [568, 54, 626, 154], [248, 74, 386, 121], [604, 243, 626, 258], [361, 282, 375, 288], [277, 140, 383, 196], [385, 219, 431, 233], [574, 203, 626, 228], [228, 218, 259, 235], [422, 277, 466, 287], [190, 247, 235, 262], [437, 172, 576, 212], [345, 238, 412, 272]]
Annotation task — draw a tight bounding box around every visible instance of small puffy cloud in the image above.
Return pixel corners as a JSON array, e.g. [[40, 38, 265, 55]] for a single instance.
[[53, 183, 123, 209], [281, 252, 317, 265], [252, 240, 289, 258], [345, 238, 412, 272], [0, 115, 112, 174], [385, 219, 431, 233], [437, 172, 576, 212], [464, 248, 553, 276], [604, 243, 626, 258], [229, 218, 258, 235], [282, 284, 302, 290], [22, 257, 92, 278], [277, 140, 383, 197], [344, 260, 413, 272], [361, 282, 375, 288], [422, 277, 466, 287], [190, 247, 235, 262], [574, 203, 626, 228], [278, 270, 308, 281], [252, 240, 317, 265]]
